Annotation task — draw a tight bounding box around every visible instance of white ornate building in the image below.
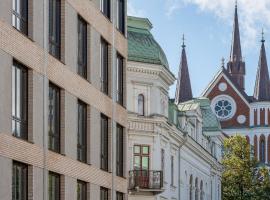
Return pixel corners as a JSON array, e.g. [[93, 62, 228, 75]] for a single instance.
[[126, 16, 225, 200]]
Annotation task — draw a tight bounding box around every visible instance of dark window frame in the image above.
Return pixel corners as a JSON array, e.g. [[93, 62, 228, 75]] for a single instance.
[[117, 0, 125, 34], [100, 187, 109, 200], [138, 94, 145, 116], [171, 155, 174, 186], [101, 0, 111, 19], [116, 191, 124, 200], [48, 172, 60, 200], [101, 38, 109, 95], [100, 114, 109, 171], [49, 0, 61, 59], [12, 61, 28, 140], [133, 145, 150, 170], [116, 54, 124, 106], [12, 161, 28, 200], [12, 0, 28, 35], [48, 83, 61, 153], [77, 100, 87, 163], [77, 180, 87, 200], [77, 16, 88, 79], [116, 124, 124, 177]]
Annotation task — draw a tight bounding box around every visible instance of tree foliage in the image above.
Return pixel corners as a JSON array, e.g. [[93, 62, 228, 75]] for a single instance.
[[222, 135, 270, 200]]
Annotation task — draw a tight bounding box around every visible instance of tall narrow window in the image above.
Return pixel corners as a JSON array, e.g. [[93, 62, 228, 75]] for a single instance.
[[12, 61, 28, 140], [117, 0, 125, 34], [200, 181, 203, 200], [161, 149, 165, 178], [133, 145, 149, 170], [100, 187, 108, 200], [77, 180, 87, 200], [101, 38, 109, 95], [171, 156, 174, 186], [78, 16, 87, 79], [48, 172, 60, 200], [100, 0, 110, 19], [101, 114, 108, 171], [49, 0, 61, 59], [116, 192, 124, 200], [116, 124, 124, 177], [78, 100, 87, 163], [12, 0, 28, 35], [116, 54, 124, 105], [260, 135, 266, 163], [48, 83, 61, 153], [138, 94, 144, 116], [12, 161, 28, 200], [189, 175, 193, 200]]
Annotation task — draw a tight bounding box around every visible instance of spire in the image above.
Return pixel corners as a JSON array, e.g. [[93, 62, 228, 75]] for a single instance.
[[227, 2, 246, 90], [254, 31, 270, 101], [230, 1, 242, 62], [175, 35, 193, 104]]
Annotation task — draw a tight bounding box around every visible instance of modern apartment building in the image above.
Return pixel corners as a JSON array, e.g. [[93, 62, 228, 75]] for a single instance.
[[0, 0, 127, 199]]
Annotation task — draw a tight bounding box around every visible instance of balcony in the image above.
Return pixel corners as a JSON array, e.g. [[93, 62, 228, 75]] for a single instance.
[[128, 170, 164, 194]]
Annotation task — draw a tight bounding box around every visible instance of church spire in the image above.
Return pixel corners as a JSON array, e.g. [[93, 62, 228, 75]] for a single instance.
[[227, 2, 246, 90], [253, 30, 270, 101], [175, 35, 193, 104]]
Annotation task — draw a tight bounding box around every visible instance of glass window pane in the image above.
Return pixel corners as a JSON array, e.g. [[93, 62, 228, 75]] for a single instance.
[[142, 146, 149, 154], [142, 156, 149, 170], [134, 146, 140, 154]]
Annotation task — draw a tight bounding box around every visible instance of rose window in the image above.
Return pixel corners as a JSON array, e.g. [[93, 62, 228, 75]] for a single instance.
[[214, 100, 233, 119]]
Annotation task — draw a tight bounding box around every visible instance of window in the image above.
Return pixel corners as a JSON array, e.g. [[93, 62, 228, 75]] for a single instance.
[[77, 180, 87, 200], [138, 94, 144, 116], [133, 145, 149, 170], [101, 114, 108, 171], [12, 0, 28, 35], [117, 0, 125, 34], [100, 187, 108, 200], [116, 54, 124, 105], [161, 149, 165, 178], [195, 178, 198, 200], [48, 172, 60, 200], [212, 95, 236, 120], [78, 100, 87, 163], [78, 16, 87, 79], [189, 175, 193, 200], [116, 192, 124, 200], [260, 135, 266, 163], [200, 181, 203, 200], [116, 124, 124, 177], [171, 156, 174, 186], [49, 0, 61, 59], [100, 0, 110, 19], [12, 161, 28, 200], [48, 83, 61, 153], [101, 38, 109, 95], [12, 61, 28, 140]]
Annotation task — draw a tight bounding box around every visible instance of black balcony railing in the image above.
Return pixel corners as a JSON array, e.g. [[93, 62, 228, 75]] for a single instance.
[[128, 170, 163, 191]]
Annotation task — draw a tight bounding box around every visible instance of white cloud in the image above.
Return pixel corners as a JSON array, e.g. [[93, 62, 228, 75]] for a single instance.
[[127, 0, 146, 17], [165, 0, 270, 51]]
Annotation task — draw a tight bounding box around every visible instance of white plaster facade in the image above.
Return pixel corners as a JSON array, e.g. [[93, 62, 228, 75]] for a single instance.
[[126, 60, 224, 200]]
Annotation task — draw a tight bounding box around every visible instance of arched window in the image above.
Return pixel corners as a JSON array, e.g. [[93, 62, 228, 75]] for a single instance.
[[189, 175, 193, 200], [138, 94, 145, 116], [268, 135, 270, 163], [254, 135, 258, 160], [195, 178, 199, 200], [260, 135, 266, 163], [246, 136, 250, 145], [200, 181, 203, 200]]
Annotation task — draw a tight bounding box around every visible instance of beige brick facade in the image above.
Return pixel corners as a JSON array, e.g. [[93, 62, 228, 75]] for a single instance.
[[0, 0, 127, 199]]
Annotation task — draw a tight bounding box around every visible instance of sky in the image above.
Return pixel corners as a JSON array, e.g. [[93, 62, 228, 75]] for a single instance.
[[127, 0, 270, 98]]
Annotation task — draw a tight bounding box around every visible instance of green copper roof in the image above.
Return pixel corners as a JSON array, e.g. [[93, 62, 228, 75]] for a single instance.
[[169, 98, 221, 132], [127, 16, 169, 69]]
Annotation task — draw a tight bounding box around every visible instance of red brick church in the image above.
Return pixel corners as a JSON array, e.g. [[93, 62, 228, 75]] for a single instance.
[[202, 3, 270, 164]]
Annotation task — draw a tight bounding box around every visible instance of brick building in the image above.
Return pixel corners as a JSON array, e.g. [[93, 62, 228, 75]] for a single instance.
[[203, 3, 270, 165], [0, 0, 127, 199]]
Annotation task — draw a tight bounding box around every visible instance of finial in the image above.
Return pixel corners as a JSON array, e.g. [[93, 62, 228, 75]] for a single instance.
[[235, 0, 237, 9], [182, 34, 186, 48], [221, 57, 225, 68], [261, 28, 265, 43]]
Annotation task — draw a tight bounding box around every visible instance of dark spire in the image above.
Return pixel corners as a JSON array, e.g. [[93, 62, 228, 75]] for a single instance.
[[254, 30, 270, 101], [227, 2, 246, 90], [175, 35, 193, 104]]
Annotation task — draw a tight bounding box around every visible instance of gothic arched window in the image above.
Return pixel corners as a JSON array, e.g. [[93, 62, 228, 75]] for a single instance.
[[200, 181, 203, 200], [189, 175, 193, 200], [260, 135, 266, 163], [138, 94, 145, 116], [195, 178, 199, 200]]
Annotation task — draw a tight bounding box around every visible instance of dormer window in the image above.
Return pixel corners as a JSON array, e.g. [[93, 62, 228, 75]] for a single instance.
[[138, 94, 144, 116]]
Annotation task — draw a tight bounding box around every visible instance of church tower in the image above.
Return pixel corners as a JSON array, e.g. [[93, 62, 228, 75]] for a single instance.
[[175, 35, 193, 104], [253, 31, 270, 101], [227, 2, 246, 90]]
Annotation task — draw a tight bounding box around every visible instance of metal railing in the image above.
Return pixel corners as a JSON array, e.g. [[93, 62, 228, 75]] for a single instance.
[[128, 170, 163, 190]]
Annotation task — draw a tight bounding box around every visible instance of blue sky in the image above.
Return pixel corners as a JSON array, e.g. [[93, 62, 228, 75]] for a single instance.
[[127, 0, 270, 98]]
